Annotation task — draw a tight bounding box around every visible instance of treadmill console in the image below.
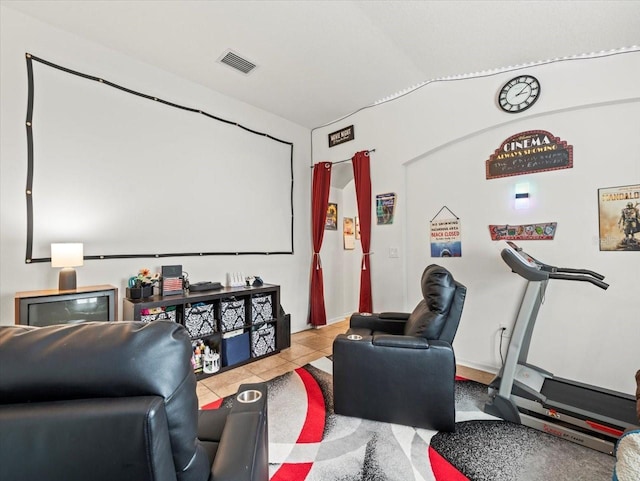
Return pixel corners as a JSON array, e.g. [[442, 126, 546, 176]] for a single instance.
[[501, 242, 549, 281]]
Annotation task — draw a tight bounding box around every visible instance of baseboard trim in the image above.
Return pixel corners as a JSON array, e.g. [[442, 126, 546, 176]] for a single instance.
[[327, 314, 350, 324], [456, 358, 499, 375]]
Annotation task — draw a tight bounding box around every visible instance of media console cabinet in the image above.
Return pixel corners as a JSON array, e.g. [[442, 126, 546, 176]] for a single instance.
[[122, 283, 290, 380]]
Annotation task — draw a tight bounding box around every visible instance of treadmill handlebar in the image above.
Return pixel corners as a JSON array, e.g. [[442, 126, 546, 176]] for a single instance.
[[501, 242, 608, 289], [548, 272, 609, 289], [553, 266, 606, 281]]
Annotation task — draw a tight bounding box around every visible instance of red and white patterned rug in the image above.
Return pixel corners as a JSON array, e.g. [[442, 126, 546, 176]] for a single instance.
[[204, 358, 615, 481]]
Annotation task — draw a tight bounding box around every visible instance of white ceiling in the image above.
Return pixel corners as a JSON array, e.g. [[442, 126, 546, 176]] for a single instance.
[[3, 0, 640, 129]]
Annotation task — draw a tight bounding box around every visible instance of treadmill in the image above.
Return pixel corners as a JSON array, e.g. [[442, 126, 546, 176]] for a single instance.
[[484, 241, 638, 455]]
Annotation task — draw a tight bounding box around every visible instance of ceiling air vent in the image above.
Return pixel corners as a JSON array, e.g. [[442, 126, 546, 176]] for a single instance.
[[217, 50, 257, 75]]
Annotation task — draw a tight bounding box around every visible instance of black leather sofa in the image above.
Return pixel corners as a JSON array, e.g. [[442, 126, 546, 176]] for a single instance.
[[0, 321, 268, 481], [333, 264, 467, 431]]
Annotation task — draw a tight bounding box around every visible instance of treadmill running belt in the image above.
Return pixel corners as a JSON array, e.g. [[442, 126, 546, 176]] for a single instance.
[[541, 379, 637, 425]]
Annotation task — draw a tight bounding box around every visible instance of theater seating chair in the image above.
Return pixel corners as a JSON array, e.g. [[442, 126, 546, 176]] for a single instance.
[[333, 264, 467, 431], [0, 321, 268, 481]]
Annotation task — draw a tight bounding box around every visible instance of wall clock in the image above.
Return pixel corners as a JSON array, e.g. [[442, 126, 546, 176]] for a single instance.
[[498, 75, 540, 113]]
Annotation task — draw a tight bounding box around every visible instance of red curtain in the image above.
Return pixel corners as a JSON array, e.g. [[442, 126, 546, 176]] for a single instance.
[[309, 162, 332, 326], [352, 151, 373, 313]]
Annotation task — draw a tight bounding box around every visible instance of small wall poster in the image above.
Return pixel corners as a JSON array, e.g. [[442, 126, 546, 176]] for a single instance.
[[430, 218, 461, 257], [376, 192, 397, 225], [325, 203, 338, 230], [343, 217, 355, 250], [355, 216, 360, 239], [598, 184, 640, 251], [488, 222, 557, 240]]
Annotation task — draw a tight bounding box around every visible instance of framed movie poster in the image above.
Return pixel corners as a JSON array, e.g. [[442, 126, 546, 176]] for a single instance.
[[343, 217, 355, 250], [376, 193, 397, 225], [325, 203, 338, 230], [598, 184, 640, 251]]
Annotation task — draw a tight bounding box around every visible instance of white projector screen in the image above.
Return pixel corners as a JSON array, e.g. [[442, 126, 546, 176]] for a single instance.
[[25, 55, 294, 263]]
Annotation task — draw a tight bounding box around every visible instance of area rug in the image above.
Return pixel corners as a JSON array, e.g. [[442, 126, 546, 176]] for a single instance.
[[207, 358, 616, 481]]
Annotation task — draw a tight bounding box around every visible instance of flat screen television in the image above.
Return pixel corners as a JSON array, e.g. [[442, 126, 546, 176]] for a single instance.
[[16, 286, 118, 327]]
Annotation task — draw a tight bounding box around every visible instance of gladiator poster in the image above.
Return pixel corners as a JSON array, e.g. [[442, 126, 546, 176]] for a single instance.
[[325, 203, 338, 230], [598, 184, 640, 251]]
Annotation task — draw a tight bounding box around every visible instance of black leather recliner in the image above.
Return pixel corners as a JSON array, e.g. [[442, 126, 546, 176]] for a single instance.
[[333, 264, 467, 431], [0, 321, 268, 481]]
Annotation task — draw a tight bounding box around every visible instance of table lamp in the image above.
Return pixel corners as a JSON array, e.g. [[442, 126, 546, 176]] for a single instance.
[[51, 243, 84, 290]]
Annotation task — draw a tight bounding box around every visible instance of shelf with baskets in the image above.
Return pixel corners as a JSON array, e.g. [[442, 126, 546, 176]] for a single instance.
[[122, 284, 289, 380]]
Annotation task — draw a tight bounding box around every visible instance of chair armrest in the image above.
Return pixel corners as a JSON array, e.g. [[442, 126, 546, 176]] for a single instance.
[[372, 334, 429, 349], [350, 312, 407, 335], [211, 383, 268, 481], [334, 334, 453, 366], [379, 312, 410, 320]]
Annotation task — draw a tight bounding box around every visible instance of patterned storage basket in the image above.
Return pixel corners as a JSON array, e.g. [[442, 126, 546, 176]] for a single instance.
[[251, 323, 276, 357], [221, 298, 245, 331], [251, 294, 273, 324], [140, 306, 177, 323], [184, 303, 216, 337]]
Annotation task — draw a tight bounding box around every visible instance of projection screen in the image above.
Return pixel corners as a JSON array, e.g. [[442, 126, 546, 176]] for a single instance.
[[25, 54, 294, 263]]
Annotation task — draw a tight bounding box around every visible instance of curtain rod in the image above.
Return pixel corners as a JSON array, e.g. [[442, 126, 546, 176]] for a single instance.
[[311, 149, 375, 168]]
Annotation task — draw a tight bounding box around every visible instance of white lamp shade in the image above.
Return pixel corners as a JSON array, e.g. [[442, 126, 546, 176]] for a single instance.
[[51, 243, 84, 268]]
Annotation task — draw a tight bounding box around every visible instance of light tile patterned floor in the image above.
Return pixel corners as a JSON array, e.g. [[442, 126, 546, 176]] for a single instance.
[[196, 318, 494, 407]]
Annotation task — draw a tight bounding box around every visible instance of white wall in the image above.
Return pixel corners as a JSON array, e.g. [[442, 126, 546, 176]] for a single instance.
[[312, 50, 640, 394], [0, 7, 312, 333], [319, 181, 361, 323]]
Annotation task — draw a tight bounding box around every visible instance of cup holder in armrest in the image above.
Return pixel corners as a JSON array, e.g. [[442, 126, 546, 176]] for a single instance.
[[237, 389, 263, 404], [347, 334, 363, 341]]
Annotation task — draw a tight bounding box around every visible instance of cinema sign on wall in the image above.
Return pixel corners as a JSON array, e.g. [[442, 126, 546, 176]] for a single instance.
[[486, 130, 573, 179]]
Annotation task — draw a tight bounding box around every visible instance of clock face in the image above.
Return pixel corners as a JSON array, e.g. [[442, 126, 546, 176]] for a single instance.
[[498, 75, 540, 113]]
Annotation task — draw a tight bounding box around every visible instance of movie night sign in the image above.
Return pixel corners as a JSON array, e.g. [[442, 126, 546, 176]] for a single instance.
[[328, 125, 355, 148]]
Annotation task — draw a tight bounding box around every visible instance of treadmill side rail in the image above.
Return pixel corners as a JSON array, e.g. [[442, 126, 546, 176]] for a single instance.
[[518, 412, 616, 455], [515, 395, 627, 444]]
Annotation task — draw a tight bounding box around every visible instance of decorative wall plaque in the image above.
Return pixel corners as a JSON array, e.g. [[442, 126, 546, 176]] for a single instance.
[[486, 130, 573, 179], [328, 125, 354, 148]]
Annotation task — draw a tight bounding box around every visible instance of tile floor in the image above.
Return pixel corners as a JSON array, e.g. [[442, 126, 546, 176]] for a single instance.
[[196, 318, 495, 407]]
